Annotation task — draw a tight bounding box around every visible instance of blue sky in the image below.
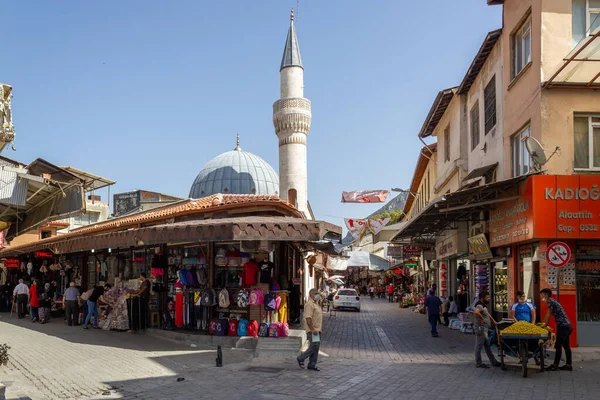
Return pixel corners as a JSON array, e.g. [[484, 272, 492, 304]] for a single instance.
[[2, 0, 501, 227]]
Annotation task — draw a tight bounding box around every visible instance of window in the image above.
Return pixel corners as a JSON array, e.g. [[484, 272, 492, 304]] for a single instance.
[[470, 102, 480, 150], [484, 76, 496, 134], [511, 126, 531, 177], [573, 0, 600, 46], [41, 231, 51, 239], [574, 115, 600, 170], [444, 125, 450, 162], [512, 17, 532, 79]]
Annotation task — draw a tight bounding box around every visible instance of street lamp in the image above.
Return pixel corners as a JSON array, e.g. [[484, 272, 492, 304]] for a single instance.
[[391, 188, 419, 199]]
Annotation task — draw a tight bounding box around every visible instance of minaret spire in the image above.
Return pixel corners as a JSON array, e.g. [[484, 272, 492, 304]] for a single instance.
[[274, 10, 311, 218], [280, 7, 303, 71]]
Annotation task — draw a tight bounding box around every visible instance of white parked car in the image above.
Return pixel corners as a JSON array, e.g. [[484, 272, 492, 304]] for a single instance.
[[333, 288, 361, 311]]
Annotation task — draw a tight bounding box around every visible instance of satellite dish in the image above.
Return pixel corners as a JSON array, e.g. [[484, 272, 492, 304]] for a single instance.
[[523, 137, 560, 171], [525, 137, 547, 167]]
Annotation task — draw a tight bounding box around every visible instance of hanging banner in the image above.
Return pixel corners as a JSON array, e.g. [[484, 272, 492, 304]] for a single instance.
[[341, 190, 389, 203], [345, 217, 391, 242], [439, 262, 448, 298]]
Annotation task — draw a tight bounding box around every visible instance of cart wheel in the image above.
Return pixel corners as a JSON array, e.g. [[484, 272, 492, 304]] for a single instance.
[[539, 346, 545, 372], [520, 341, 528, 378], [499, 342, 506, 370]]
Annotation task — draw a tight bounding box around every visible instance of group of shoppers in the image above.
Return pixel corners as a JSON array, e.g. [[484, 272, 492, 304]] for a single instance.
[[12, 278, 55, 324], [11, 273, 152, 333]]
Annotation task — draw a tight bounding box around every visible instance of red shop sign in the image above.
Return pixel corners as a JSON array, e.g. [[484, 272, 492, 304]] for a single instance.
[[35, 251, 54, 258], [4, 259, 20, 268]]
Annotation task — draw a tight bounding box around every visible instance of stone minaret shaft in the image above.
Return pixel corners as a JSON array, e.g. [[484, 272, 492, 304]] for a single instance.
[[273, 9, 311, 217]]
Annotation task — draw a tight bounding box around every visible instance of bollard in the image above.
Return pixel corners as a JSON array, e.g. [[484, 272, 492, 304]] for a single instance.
[[216, 345, 223, 367]]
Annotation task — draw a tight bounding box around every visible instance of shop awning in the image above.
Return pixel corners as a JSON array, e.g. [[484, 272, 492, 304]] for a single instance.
[[391, 174, 535, 241], [543, 30, 600, 89], [0, 216, 342, 256], [462, 163, 498, 183], [0, 157, 85, 239], [346, 251, 390, 271]]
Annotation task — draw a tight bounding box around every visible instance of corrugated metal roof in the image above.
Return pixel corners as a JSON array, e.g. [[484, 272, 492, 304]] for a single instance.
[[0, 167, 28, 206]]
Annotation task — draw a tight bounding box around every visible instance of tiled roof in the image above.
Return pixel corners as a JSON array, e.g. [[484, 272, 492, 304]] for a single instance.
[[2, 194, 301, 255]]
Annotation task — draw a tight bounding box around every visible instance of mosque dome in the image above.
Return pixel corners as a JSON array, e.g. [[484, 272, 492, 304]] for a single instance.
[[189, 137, 279, 198]]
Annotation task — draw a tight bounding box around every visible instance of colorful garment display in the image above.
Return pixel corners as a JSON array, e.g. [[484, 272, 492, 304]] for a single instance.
[[243, 261, 259, 286], [278, 292, 288, 323], [175, 292, 184, 327]]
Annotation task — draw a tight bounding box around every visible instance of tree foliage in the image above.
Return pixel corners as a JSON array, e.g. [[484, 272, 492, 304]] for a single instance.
[[371, 209, 405, 224]]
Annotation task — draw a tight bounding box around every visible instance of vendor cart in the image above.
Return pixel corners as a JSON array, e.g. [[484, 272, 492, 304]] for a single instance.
[[498, 332, 549, 377]]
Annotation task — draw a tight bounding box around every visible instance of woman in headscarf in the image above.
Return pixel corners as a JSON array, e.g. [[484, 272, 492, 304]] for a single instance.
[[38, 282, 53, 324]]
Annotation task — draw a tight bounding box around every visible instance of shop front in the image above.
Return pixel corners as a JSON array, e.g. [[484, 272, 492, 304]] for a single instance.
[[435, 229, 467, 302], [1, 197, 341, 335], [489, 175, 600, 346]]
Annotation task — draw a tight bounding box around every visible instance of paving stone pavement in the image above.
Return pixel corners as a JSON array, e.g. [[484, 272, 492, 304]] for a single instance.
[[1, 299, 600, 400]]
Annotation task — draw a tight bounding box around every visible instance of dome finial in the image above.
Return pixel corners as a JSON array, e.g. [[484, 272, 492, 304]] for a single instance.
[[235, 133, 241, 151], [290, 8, 294, 22]]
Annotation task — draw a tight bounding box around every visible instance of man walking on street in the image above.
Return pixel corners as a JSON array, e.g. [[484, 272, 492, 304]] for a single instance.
[[63, 281, 80, 326], [297, 288, 323, 371], [541, 288, 574, 371], [12, 279, 29, 319], [473, 291, 500, 368], [387, 283, 394, 303], [424, 292, 442, 337]]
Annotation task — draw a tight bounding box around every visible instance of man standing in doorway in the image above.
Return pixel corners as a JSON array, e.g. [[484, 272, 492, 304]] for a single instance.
[[12, 279, 29, 319], [296, 288, 323, 371], [473, 291, 500, 368], [424, 291, 442, 337], [63, 281, 80, 326], [128, 273, 151, 332], [541, 288, 573, 371]]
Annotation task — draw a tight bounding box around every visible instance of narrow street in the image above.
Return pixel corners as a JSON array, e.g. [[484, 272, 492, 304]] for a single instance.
[[1, 299, 599, 400]]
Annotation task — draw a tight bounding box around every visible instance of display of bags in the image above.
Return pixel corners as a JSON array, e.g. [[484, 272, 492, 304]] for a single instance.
[[228, 319, 239, 336], [268, 322, 279, 337], [249, 289, 264, 305], [258, 322, 270, 337], [201, 288, 216, 307], [264, 294, 277, 311], [247, 320, 259, 337], [278, 322, 289, 337], [209, 318, 218, 335], [215, 248, 227, 267], [236, 289, 249, 307], [215, 318, 228, 336], [237, 319, 249, 336], [219, 288, 230, 308]]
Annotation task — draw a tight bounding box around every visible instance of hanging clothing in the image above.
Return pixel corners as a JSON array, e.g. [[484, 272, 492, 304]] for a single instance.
[[175, 292, 184, 327], [278, 292, 288, 323]]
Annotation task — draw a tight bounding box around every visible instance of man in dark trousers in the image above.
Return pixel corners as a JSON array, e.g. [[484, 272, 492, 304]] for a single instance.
[[541, 288, 573, 371], [128, 273, 151, 332], [12, 279, 29, 318], [424, 292, 442, 337], [62, 281, 80, 326]]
